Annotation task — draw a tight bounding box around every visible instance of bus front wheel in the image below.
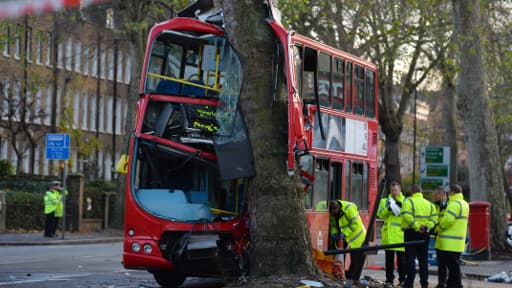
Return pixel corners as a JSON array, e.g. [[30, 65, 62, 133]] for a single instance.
[[151, 270, 186, 288]]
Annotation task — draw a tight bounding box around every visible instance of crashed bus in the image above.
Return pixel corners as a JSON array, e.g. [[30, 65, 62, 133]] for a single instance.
[[122, 1, 379, 286]]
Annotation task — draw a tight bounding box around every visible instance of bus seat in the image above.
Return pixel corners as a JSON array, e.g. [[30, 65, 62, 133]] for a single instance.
[[135, 189, 213, 221], [188, 190, 208, 203], [182, 80, 206, 97], [156, 80, 180, 95], [136, 189, 188, 205]]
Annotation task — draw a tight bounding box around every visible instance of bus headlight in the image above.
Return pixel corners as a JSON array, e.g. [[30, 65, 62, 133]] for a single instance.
[[128, 229, 135, 236], [131, 242, 141, 252], [143, 244, 153, 254]]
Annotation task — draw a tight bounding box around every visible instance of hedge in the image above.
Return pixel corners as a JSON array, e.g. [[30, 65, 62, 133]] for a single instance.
[[5, 191, 45, 230], [3, 178, 116, 230]]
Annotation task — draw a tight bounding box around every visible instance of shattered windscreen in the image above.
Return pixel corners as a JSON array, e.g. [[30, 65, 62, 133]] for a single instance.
[[131, 138, 246, 222]]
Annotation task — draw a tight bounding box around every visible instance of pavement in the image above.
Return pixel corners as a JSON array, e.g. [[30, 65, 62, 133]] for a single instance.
[[0, 229, 123, 245], [0, 230, 511, 287], [362, 250, 512, 287]]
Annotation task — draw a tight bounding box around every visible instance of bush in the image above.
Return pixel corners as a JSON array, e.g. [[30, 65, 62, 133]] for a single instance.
[[0, 160, 14, 178], [4, 178, 117, 230], [5, 191, 45, 230], [1, 178, 58, 192]]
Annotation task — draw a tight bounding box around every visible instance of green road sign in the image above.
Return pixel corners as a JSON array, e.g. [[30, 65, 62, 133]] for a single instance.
[[425, 147, 444, 164], [421, 178, 444, 191], [426, 165, 449, 177]]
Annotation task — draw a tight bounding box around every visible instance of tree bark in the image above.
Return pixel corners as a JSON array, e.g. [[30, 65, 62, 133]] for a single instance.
[[379, 97, 403, 184], [223, 0, 317, 278], [453, 0, 507, 251]]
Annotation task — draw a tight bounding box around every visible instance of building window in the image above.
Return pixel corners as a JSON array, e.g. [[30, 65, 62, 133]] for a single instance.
[[26, 27, 32, 63], [44, 87, 51, 125], [91, 47, 97, 77], [25, 89, 31, 122], [65, 37, 72, 71], [2, 78, 9, 120], [45, 32, 52, 66], [122, 99, 127, 130], [100, 50, 106, 79], [124, 55, 131, 84], [34, 148, 40, 175], [14, 25, 21, 59], [74, 40, 81, 73], [56, 86, 62, 123], [81, 92, 88, 130], [104, 151, 111, 180], [13, 80, 21, 121], [98, 149, 104, 179], [107, 96, 113, 132], [73, 91, 80, 126], [57, 42, 63, 68], [34, 88, 42, 124], [0, 138, 7, 160], [90, 95, 96, 129], [10, 147, 16, 170], [83, 47, 89, 75], [115, 100, 121, 134], [117, 51, 123, 82], [107, 48, 114, 80], [2, 25, 10, 57], [36, 31, 42, 64], [22, 149, 29, 173], [98, 95, 104, 131]]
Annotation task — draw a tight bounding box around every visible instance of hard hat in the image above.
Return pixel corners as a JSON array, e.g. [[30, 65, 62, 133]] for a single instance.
[[51, 181, 61, 187]]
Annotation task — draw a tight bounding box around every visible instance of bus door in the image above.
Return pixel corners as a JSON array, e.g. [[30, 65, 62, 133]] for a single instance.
[[301, 156, 330, 250]]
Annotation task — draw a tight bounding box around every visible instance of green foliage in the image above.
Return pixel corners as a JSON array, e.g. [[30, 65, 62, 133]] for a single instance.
[[0, 160, 14, 177], [5, 191, 45, 230], [0, 178, 57, 192], [3, 179, 116, 229]]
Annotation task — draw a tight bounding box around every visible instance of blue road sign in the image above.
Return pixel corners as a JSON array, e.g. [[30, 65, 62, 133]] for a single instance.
[[45, 133, 70, 160]]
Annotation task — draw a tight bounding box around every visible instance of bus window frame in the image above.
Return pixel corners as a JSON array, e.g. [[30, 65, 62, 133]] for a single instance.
[[354, 64, 365, 115], [332, 57, 345, 111], [345, 61, 353, 113], [312, 157, 329, 212], [317, 51, 331, 107], [330, 161, 343, 201], [365, 69, 376, 118]]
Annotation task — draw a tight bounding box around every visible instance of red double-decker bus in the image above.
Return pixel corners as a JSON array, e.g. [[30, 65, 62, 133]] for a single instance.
[[265, 1, 379, 258], [122, 1, 378, 286]]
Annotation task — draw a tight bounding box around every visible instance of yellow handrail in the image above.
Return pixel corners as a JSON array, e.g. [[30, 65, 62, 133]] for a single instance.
[[210, 207, 238, 216], [147, 72, 222, 93]]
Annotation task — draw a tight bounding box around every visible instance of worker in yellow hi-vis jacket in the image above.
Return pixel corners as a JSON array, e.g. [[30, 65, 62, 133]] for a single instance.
[[329, 199, 366, 280]]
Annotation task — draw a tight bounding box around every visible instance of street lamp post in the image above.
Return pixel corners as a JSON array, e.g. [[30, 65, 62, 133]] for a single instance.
[[412, 87, 417, 185]]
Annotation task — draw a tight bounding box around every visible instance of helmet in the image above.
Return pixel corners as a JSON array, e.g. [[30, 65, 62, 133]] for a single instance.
[[50, 181, 61, 188]]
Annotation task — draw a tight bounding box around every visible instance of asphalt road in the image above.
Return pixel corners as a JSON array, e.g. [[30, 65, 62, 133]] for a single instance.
[[1, 242, 511, 288], [0, 243, 224, 288]]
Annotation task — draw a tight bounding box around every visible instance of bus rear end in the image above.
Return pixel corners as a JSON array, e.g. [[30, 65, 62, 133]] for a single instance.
[[122, 15, 254, 287]]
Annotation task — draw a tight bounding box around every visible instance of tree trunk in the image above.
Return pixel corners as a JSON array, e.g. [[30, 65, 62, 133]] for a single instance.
[[384, 136, 402, 185], [453, 0, 507, 251], [223, 0, 317, 278], [446, 83, 458, 185], [379, 94, 403, 184]]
